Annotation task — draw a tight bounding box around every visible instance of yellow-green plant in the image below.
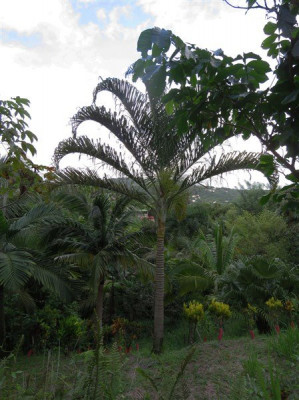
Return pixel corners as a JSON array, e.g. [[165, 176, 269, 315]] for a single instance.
[[183, 301, 204, 344], [265, 297, 282, 309], [284, 300, 296, 328], [208, 300, 231, 320], [183, 301, 204, 321], [246, 303, 258, 339], [266, 297, 282, 334], [208, 300, 231, 341]]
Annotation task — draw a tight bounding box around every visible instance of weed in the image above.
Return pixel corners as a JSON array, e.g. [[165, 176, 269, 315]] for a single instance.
[[269, 327, 299, 362], [136, 346, 196, 399]]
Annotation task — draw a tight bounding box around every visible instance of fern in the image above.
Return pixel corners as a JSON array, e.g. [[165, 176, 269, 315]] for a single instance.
[[75, 323, 124, 400]]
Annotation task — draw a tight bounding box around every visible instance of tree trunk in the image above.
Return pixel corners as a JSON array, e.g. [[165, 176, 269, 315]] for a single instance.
[[153, 216, 166, 354], [95, 278, 105, 327], [188, 321, 196, 344], [0, 285, 6, 354]]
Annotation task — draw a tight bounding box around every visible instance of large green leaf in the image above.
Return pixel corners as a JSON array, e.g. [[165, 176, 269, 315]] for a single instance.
[[0, 250, 34, 290]]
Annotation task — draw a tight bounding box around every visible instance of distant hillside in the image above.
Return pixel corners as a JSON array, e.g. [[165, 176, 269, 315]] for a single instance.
[[190, 186, 242, 204], [115, 178, 262, 204]]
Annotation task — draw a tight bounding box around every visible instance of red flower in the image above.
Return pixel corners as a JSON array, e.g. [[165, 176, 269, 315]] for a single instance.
[[275, 325, 280, 334], [218, 327, 224, 341], [249, 330, 255, 339], [27, 349, 33, 358]]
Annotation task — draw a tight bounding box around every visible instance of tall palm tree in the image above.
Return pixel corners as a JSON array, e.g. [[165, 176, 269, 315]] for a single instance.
[[41, 189, 151, 325], [54, 78, 261, 353]]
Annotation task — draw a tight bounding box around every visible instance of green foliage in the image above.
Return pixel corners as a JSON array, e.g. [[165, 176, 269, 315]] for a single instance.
[[128, 0, 299, 206], [0, 97, 37, 160], [5, 300, 87, 352], [242, 355, 282, 400], [0, 336, 24, 396], [219, 256, 298, 329], [136, 346, 195, 399], [235, 181, 268, 214], [269, 326, 299, 362], [0, 97, 49, 198], [75, 326, 125, 400], [110, 317, 141, 350], [228, 210, 289, 260], [54, 76, 260, 353], [0, 197, 72, 349], [166, 222, 237, 297], [42, 188, 152, 323]]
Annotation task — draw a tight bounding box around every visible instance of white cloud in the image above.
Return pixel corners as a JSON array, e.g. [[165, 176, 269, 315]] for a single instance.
[[137, 0, 267, 57], [77, 0, 97, 3], [0, 0, 277, 187], [96, 8, 107, 21]]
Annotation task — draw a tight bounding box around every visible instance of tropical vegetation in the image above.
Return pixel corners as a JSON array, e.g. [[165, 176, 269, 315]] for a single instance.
[[0, 0, 298, 398]]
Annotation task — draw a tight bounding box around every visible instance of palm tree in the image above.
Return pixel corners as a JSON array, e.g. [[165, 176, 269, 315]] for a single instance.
[[41, 189, 151, 326], [0, 197, 72, 350], [54, 78, 261, 353]]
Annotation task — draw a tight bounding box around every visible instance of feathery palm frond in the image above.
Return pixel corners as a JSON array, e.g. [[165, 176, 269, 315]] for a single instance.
[[0, 250, 35, 290], [180, 151, 260, 190], [93, 77, 151, 135], [54, 167, 151, 205]]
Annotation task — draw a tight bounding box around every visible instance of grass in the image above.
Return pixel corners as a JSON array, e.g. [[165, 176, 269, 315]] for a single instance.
[[1, 328, 298, 399]]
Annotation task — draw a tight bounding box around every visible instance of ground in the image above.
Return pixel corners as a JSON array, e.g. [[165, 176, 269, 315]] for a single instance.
[[1, 332, 298, 399]]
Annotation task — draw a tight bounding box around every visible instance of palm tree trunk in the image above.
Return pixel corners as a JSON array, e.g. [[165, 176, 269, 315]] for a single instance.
[[153, 216, 166, 354], [95, 278, 105, 327], [0, 285, 6, 353]]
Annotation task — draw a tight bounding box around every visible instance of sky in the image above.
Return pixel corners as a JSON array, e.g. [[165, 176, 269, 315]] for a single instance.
[[0, 0, 273, 187]]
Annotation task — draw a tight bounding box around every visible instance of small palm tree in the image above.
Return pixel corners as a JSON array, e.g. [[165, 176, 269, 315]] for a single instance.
[[41, 189, 151, 325], [0, 198, 71, 349], [54, 78, 261, 353]]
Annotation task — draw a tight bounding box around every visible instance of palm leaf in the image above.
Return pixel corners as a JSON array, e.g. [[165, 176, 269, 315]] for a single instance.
[[31, 262, 73, 302], [54, 167, 151, 206], [52, 189, 90, 218], [70, 106, 155, 174], [0, 250, 35, 290], [180, 151, 260, 189], [9, 203, 59, 232], [92, 78, 151, 135]]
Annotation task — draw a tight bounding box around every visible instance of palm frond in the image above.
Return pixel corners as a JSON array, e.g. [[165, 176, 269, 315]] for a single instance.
[[0, 250, 35, 290], [54, 135, 155, 199], [93, 78, 152, 135], [70, 106, 156, 174], [9, 203, 59, 232], [52, 190, 90, 218], [55, 252, 93, 268], [180, 151, 260, 190], [54, 168, 151, 206], [15, 289, 36, 312], [31, 262, 73, 302]]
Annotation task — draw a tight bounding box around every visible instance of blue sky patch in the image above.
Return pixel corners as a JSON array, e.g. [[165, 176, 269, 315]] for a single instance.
[[0, 30, 42, 48], [71, 0, 151, 28]]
